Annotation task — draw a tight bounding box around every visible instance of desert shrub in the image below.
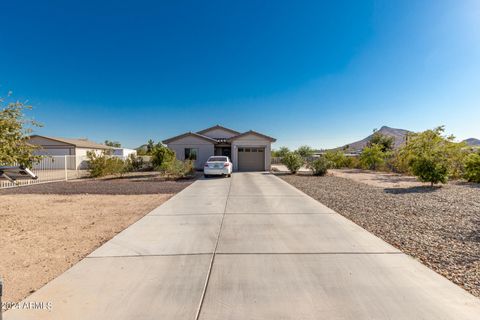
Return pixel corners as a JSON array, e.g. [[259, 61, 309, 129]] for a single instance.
[[389, 150, 410, 173], [151, 144, 176, 168], [359, 144, 385, 170], [397, 126, 465, 185], [307, 157, 331, 176], [346, 156, 361, 169], [368, 130, 395, 152], [464, 152, 480, 183], [410, 157, 448, 186], [124, 154, 144, 172], [160, 159, 195, 178], [323, 150, 351, 168], [272, 146, 290, 158], [295, 145, 315, 158], [281, 152, 304, 174], [87, 152, 127, 177]]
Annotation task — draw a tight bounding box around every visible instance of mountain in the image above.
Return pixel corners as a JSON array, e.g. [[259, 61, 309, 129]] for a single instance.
[[463, 138, 480, 147], [337, 126, 410, 153]]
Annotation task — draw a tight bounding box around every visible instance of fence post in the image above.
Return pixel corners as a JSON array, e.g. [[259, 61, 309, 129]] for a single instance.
[[1, 276, 3, 320], [64, 155, 68, 181]]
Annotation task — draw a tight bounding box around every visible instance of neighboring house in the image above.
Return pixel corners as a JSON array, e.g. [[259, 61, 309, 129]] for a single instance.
[[112, 148, 137, 157], [163, 125, 276, 171], [28, 135, 112, 169]]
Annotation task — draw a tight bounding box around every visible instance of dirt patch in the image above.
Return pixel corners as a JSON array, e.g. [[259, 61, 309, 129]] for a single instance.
[[0, 174, 196, 304], [329, 168, 430, 188], [0, 194, 171, 303], [279, 173, 480, 297]]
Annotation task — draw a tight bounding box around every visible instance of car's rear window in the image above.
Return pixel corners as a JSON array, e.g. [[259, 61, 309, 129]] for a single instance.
[[209, 157, 228, 162]]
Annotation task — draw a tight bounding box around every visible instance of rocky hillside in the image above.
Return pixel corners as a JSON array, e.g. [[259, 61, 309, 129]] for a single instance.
[[338, 126, 410, 153], [463, 138, 480, 146]]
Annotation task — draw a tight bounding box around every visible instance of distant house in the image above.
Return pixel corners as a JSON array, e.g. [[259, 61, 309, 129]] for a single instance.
[[28, 135, 112, 169], [112, 148, 137, 157], [163, 125, 276, 171]]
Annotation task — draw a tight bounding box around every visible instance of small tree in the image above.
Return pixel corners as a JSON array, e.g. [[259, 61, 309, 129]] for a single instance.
[[0, 94, 41, 166], [410, 157, 448, 186], [397, 126, 460, 186], [281, 152, 304, 174], [324, 150, 350, 168], [307, 157, 331, 176], [464, 152, 480, 183], [105, 140, 121, 147], [146, 139, 155, 154], [272, 146, 290, 158], [151, 143, 176, 169], [368, 129, 395, 152], [295, 145, 315, 158], [359, 144, 385, 170]]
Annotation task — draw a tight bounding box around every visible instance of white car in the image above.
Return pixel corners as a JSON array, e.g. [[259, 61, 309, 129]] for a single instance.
[[204, 156, 232, 178]]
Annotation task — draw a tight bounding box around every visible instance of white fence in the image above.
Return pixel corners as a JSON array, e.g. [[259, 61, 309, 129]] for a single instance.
[[0, 155, 90, 189]]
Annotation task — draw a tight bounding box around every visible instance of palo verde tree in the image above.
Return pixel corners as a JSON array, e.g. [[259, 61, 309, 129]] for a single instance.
[[0, 93, 41, 166], [295, 145, 315, 158], [272, 146, 290, 158], [359, 144, 385, 170], [368, 129, 395, 152], [397, 126, 465, 186]]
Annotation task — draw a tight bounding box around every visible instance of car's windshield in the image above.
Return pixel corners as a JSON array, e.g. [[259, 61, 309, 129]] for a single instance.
[[208, 157, 228, 162]]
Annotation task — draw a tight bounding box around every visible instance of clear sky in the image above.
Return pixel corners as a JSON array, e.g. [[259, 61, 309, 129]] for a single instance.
[[1, 0, 479, 149]]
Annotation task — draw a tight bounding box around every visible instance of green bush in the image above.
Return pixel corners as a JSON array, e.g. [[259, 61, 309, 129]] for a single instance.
[[281, 152, 304, 174], [160, 159, 195, 178], [87, 152, 128, 177], [359, 144, 385, 170], [410, 157, 448, 186], [151, 144, 176, 168], [464, 152, 480, 183], [124, 154, 144, 172], [397, 126, 464, 185], [295, 145, 315, 158], [323, 150, 351, 168], [307, 157, 331, 176], [272, 146, 290, 158]]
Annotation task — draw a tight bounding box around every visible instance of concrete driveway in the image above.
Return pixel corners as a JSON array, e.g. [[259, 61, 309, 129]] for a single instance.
[[6, 172, 480, 319]]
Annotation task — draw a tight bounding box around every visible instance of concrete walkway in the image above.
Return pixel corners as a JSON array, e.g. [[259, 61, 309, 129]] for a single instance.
[[6, 173, 480, 319]]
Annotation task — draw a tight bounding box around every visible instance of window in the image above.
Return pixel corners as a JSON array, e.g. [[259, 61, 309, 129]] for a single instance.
[[185, 148, 198, 160], [245, 148, 251, 152], [238, 148, 244, 152]]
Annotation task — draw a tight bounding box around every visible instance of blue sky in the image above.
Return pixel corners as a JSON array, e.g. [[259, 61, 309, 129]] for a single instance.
[[1, 0, 479, 149]]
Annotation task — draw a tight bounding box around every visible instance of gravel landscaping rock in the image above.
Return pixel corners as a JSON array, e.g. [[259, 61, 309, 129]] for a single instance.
[[279, 173, 480, 297], [0, 174, 195, 195]]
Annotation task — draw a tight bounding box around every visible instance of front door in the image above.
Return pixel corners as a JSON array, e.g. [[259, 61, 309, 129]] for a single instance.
[[222, 147, 231, 158]]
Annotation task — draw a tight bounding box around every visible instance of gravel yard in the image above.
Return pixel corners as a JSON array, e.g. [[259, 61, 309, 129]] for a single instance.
[[0, 172, 195, 195], [279, 173, 480, 297], [0, 174, 195, 304]]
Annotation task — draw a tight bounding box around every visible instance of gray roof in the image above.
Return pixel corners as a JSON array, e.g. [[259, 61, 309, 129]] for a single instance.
[[29, 135, 113, 150], [163, 126, 276, 144], [197, 125, 240, 136], [162, 132, 218, 144]]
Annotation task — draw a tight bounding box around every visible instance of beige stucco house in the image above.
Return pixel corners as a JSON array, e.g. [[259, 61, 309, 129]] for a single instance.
[[163, 125, 276, 171]]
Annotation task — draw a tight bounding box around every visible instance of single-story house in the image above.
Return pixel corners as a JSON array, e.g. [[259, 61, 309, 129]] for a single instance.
[[163, 125, 276, 171], [28, 135, 113, 169], [112, 148, 137, 157]]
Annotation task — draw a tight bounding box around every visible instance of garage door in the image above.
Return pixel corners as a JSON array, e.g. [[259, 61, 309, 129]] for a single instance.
[[238, 147, 265, 171]]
